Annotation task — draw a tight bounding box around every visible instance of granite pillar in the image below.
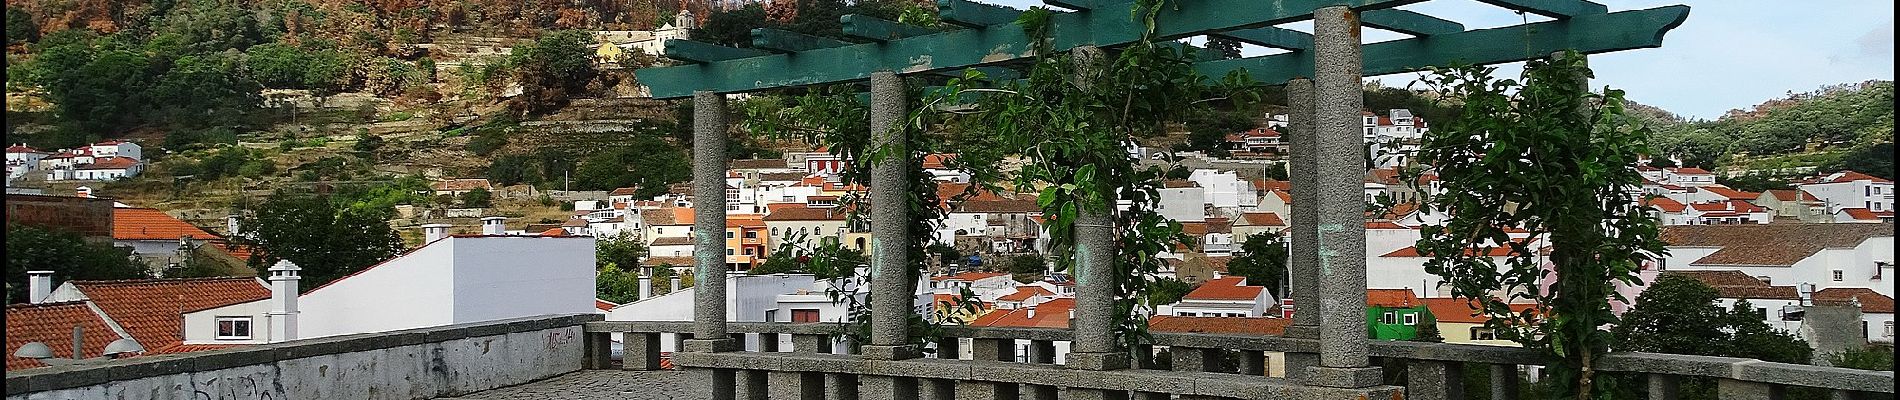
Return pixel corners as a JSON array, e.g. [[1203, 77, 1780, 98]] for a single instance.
[[1304, 5, 1380, 389], [1284, 76, 1322, 384], [688, 91, 737, 353], [864, 70, 917, 361]]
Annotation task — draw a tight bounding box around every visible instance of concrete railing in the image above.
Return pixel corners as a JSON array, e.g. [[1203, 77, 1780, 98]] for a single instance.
[[5, 314, 603, 400], [582, 321, 1895, 400]]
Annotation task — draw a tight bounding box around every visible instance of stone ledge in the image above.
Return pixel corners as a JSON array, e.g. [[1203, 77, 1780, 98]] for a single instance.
[[4, 313, 601, 394]]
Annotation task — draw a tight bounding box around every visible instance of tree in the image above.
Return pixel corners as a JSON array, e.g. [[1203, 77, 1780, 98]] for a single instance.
[[459, 188, 493, 208], [240, 191, 406, 291], [1146, 277, 1193, 306], [596, 262, 642, 304], [1612, 275, 1730, 356], [6, 224, 149, 304], [596, 234, 648, 270], [1822, 142, 1894, 181], [508, 30, 596, 115], [1182, 109, 1253, 157], [1825, 345, 1895, 371], [1204, 36, 1242, 60], [1415, 54, 1667, 398], [1006, 254, 1046, 275], [572, 135, 691, 197], [1226, 231, 1288, 298], [6, 6, 37, 45]]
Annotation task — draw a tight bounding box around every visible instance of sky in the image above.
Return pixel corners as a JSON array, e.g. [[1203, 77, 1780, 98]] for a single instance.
[[974, 0, 1896, 120]]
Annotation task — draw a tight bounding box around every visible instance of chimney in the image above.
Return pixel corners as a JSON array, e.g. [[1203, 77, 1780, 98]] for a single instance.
[[226, 214, 242, 236], [422, 223, 452, 243], [27, 271, 54, 303], [266, 260, 301, 343], [481, 216, 507, 235], [1798, 282, 1815, 307], [75, 186, 93, 198], [1067, 309, 1074, 320], [1026, 304, 1037, 319], [638, 267, 653, 300]]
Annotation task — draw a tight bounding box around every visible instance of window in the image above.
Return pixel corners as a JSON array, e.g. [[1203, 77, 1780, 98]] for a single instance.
[[1833, 270, 1845, 282], [727, 249, 735, 255], [1179, 312, 1196, 317], [792, 309, 821, 323], [1402, 313, 1418, 326], [745, 231, 757, 239], [216, 317, 253, 340], [726, 232, 735, 239], [1755, 308, 1768, 319], [1885, 321, 1894, 338], [1470, 328, 1497, 341], [1381, 312, 1396, 325], [772, 227, 779, 236]]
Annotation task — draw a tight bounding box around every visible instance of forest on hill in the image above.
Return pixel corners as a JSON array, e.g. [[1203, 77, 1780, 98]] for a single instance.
[[1643, 80, 1893, 183]]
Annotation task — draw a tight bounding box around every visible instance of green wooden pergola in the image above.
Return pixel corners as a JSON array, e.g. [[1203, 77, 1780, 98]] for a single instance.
[[650, 1, 1689, 397], [635, 0, 1688, 98]]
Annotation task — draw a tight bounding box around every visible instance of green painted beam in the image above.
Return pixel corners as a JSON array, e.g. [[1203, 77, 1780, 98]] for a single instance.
[[638, 0, 1424, 98], [663, 39, 773, 63], [1360, 9, 1463, 36], [1193, 5, 1689, 83], [841, 15, 938, 42], [751, 28, 852, 52], [1043, 0, 1100, 11], [939, 0, 1025, 28], [1212, 27, 1313, 50], [1476, 0, 1608, 19]]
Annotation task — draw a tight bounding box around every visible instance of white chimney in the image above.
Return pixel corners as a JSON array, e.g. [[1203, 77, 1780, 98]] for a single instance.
[[638, 267, 653, 300], [226, 214, 242, 236], [266, 260, 301, 343], [1797, 282, 1815, 307], [1026, 304, 1037, 319], [422, 223, 452, 243], [27, 271, 54, 304], [480, 216, 506, 235], [75, 186, 93, 198]]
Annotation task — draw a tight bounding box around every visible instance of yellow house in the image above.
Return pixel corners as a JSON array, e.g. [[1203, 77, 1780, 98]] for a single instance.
[[594, 42, 626, 64], [1420, 297, 1536, 347]]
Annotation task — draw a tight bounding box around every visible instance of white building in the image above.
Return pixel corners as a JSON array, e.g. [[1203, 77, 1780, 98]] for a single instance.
[[1657, 224, 1894, 298], [1188, 169, 1258, 209], [1157, 181, 1207, 223], [1797, 171, 1894, 214], [6, 144, 50, 180], [296, 235, 597, 339], [1164, 276, 1274, 318]]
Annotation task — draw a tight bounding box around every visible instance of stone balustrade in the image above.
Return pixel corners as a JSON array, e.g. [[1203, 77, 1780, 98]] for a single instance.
[[582, 321, 1895, 400], [5, 314, 602, 400]]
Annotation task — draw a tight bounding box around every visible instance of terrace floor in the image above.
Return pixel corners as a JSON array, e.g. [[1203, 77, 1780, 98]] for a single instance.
[[435, 370, 690, 400]]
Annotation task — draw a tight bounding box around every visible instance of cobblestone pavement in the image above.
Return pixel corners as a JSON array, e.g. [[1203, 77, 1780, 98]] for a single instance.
[[436, 370, 691, 400]]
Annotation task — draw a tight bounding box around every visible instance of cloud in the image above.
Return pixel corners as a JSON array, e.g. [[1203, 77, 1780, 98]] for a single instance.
[[1856, 21, 1895, 59]]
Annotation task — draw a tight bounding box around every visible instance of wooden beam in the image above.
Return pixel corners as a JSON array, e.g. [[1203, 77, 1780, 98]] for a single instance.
[[1360, 9, 1463, 36], [639, 0, 1460, 98], [1475, 0, 1608, 19], [1193, 5, 1689, 83], [751, 28, 852, 53], [841, 15, 938, 42], [663, 39, 772, 63], [939, 0, 1025, 28], [1212, 27, 1313, 50]]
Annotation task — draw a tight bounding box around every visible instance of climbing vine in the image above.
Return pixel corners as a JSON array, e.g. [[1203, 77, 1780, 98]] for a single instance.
[[1408, 53, 1667, 399]]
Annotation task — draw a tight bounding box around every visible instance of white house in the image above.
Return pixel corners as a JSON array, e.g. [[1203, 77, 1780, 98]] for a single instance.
[[1797, 171, 1894, 214], [6, 144, 50, 180], [296, 235, 597, 339], [1165, 276, 1274, 318], [1659, 167, 1718, 187], [1157, 180, 1207, 223], [1188, 169, 1258, 209], [85, 140, 141, 160], [1657, 224, 1894, 298]]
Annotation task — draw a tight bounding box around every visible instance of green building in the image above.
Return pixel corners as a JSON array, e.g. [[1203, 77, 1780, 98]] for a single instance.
[[1367, 289, 1435, 340]]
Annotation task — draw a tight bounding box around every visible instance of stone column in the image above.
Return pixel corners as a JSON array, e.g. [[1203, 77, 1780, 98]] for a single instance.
[[687, 90, 738, 354], [1490, 364, 1520, 400], [1066, 45, 1130, 375], [863, 70, 917, 362], [1304, 6, 1380, 389], [1284, 77, 1320, 383]]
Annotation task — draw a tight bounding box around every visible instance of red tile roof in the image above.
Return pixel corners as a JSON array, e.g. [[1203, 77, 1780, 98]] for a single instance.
[[73, 277, 270, 353], [6, 144, 47, 154], [1418, 298, 1539, 324], [1810, 170, 1893, 184], [1271, 190, 1291, 203], [1148, 315, 1288, 336], [1670, 167, 1712, 175], [1365, 221, 1408, 229], [1644, 197, 1686, 213], [650, 236, 695, 246], [1238, 212, 1285, 227], [596, 299, 618, 312], [610, 187, 639, 196], [922, 154, 955, 169], [642, 256, 696, 267], [1814, 288, 1894, 314], [76, 157, 139, 170], [1661, 271, 1798, 300], [5, 301, 128, 370], [996, 286, 1055, 302], [1183, 276, 1263, 301], [967, 298, 1074, 328], [1253, 179, 1290, 191], [113, 207, 216, 241], [1839, 208, 1891, 221], [1367, 289, 1421, 308], [145, 343, 239, 354], [1764, 189, 1819, 202], [1699, 186, 1758, 201], [1661, 224, 1892, 267]]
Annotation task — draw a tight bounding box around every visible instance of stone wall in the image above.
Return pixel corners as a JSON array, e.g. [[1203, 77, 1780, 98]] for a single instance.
[[4, 314, 601, 400]]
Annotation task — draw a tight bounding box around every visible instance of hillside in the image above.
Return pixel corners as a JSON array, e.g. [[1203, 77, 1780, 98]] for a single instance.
[[1645, 80, 1893, 185]]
